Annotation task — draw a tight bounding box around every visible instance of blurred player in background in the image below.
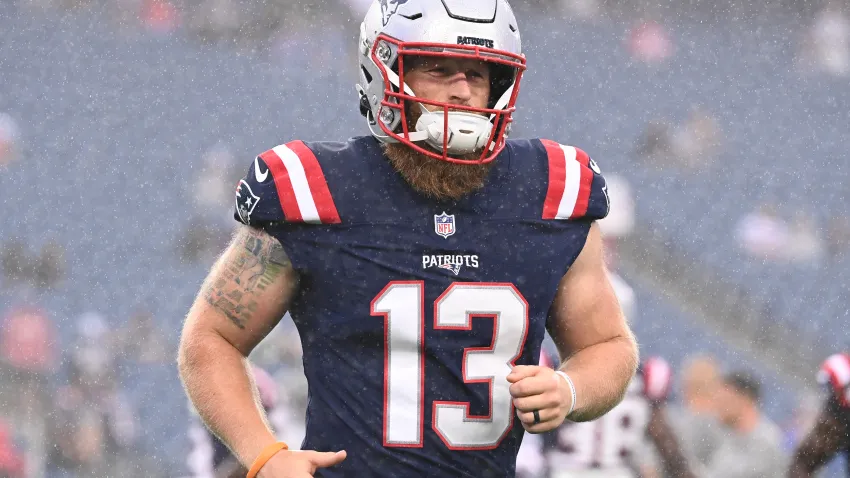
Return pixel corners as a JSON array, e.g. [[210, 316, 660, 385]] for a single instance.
[[666, 356, 725, 468], [650, 370, 787, 477], [633, 355, 727, 477], [177, 0, 639, 476], [517, 350, 672, 478], [788, 353, 850, 477]]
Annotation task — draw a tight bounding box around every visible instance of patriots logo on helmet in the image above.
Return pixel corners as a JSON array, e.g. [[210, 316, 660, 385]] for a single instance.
[[380, 0, 409, 26], [235, 180, 260, 225]]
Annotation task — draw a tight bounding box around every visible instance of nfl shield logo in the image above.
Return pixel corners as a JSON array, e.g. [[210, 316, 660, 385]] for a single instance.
[[434, 212, 456, 239]]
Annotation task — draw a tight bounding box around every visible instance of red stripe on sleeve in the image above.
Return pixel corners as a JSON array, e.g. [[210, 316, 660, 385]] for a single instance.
[[541, 139, 566, 220], [574, 146, 590, 166], [258, 150, 302, 222], [570, 147, 594, 219], [287, 141, 341, 224]]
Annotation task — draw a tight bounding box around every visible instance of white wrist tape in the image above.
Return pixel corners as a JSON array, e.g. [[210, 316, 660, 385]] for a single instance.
[[555, 371, 577, 417]]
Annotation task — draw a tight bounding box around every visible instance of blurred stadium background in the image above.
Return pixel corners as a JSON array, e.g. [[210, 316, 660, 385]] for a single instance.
[[0, 0, 848, 475]]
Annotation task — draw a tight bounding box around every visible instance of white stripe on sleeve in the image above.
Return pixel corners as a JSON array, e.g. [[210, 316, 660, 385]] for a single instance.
[[271, 144, 321, 223]]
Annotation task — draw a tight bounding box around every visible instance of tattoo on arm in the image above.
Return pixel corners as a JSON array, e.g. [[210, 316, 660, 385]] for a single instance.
[[201, 227, 292, 329]]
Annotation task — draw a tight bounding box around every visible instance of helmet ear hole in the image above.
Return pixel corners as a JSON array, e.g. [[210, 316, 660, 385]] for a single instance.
[[359, 92, 372, 119]]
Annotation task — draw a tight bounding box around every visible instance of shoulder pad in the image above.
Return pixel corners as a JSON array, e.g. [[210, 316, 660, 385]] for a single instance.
[[234, 140, 341, 226], [539, 139, 610, 221], [818, 353, 850, 407]]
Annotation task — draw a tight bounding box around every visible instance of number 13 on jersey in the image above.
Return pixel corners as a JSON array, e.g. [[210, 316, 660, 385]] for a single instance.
[[371, 281, 530, 450]]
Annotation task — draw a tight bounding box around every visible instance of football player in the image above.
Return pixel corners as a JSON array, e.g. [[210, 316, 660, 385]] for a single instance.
[[517, 353, 671, 478], [177, 0, 639, 476], [788, 353, 850, 477], [649, 370, 787, 478]]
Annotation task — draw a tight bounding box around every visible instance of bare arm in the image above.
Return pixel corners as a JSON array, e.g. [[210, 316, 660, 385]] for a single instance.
[[788, 400, 846, 478], [547, 222, 639, 422], [177, 225, 299, 469]]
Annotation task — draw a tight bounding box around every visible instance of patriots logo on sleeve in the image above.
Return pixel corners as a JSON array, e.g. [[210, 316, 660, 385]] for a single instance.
[[235, 180, 260, 225]]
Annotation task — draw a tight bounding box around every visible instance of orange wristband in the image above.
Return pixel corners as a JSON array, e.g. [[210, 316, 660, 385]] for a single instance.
[[246, 441, 289, 478]]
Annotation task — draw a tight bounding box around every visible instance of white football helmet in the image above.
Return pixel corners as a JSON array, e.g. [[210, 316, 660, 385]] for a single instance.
[[357, 0, 526, 164]]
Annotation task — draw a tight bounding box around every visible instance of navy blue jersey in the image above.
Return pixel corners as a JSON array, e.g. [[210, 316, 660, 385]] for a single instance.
[[233, 136, 609, 477]]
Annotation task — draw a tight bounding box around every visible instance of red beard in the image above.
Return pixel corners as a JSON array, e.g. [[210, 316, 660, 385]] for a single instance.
[[383, 105, 494, 201]]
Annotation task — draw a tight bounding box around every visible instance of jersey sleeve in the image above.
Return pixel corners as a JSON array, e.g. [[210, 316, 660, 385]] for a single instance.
[[539, 139, 610, 222], [233, 140, 341, 227], [817, 353, 850, 407]]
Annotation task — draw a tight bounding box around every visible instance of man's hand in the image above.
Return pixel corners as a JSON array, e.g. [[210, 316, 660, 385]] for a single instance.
[[508, 365, 573, 433], [258, 449, 347, 478]]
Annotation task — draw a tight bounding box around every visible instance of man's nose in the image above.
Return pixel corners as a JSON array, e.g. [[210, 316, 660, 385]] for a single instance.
[[448, 73, 473, 105]]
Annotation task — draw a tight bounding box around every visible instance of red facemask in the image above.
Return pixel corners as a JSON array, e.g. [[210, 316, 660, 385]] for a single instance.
[[371, 34, 526, 165]]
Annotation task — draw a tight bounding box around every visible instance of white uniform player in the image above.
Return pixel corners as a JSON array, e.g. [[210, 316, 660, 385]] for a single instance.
[[516, 275, 671, 478]]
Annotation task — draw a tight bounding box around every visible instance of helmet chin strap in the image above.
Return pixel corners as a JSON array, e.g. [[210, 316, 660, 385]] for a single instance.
[[407, 86, 515, 155], [409, 105, 491, 155]]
